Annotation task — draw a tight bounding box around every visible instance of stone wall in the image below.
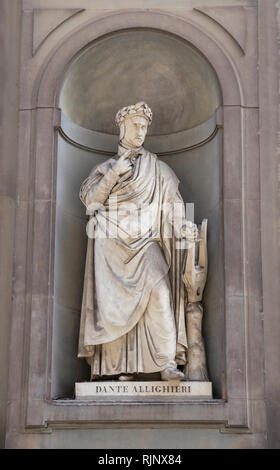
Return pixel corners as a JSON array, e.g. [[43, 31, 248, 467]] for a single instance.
[[0, 0, 21, 449], [1, 0, 280, 449]]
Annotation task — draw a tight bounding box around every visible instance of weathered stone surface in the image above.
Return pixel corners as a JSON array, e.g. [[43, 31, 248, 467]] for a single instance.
[[2, 0, 279, 451], [223, 106, 242, 200], [0, 0, 21, 449], [32, 8, 84, 55], [75, 381, 212, 399], [225, 295, 246, 399], [194, 6, 247, 53], [259, 0, 280, 449], [223, 199, 244, 296]]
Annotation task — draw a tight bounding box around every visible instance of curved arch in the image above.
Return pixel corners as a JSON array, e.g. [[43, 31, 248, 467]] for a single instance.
[[33, 10, 244, 108]]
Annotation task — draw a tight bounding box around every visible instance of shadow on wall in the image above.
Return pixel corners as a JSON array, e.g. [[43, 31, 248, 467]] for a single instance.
[[51, 28, 224, 400]]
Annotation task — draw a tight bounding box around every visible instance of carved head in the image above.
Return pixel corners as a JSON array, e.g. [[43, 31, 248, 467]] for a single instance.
[[115, 102, 152, 148]]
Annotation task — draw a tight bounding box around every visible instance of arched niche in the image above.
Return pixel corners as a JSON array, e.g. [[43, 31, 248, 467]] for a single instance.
[[52, 28, 224, 399], [60, 29, 221, 135]]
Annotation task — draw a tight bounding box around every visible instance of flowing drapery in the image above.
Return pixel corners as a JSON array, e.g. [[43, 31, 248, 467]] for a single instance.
[[78, 149, 187, 375]]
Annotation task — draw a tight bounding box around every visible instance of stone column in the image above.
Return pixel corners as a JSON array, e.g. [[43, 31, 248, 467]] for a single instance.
[[0, 0, 21, 448], [259, 0, 280, 449]]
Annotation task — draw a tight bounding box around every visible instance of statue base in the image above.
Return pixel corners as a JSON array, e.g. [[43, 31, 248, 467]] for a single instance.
[[75, 381, 212, 400]]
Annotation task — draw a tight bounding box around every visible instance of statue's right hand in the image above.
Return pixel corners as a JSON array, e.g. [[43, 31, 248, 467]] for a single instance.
[[113, 150, 133, 176]]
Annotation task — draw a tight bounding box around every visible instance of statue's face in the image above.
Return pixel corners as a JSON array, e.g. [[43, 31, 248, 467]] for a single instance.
[[122, 115, 148, 148]]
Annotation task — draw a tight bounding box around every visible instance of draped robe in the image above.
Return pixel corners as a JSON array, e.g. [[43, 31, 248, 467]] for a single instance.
[[78, 148, 188, 377]]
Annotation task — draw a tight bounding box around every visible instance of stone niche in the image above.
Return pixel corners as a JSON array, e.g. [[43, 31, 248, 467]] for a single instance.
[[52, 28, 224, 400]]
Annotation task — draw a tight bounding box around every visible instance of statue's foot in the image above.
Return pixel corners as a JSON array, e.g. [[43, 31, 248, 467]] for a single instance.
[[161, 367, 185, 381], [118, 374, 134, 381]]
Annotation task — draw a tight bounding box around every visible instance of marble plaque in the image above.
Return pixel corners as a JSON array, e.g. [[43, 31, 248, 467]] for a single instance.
[[75, 381, 212, 400]]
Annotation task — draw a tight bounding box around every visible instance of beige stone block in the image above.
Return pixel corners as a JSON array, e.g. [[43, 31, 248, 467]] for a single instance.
[[225, 295, 246, 399], [243, 108, 260, 201], [227, 398, 248, 428], [194, 5, 247, 53], [245, 199, 262, 298], [31, 200, 53, 295], [17, 111, 32, 202], [246, 297, 265, 400], [223, 199, 244, 296], [191, 4, 258, 106], [32, 8, 84, 55], [28, 294, 49, 400], [23, 0, 248, 9], [11, 201, 29, 297], [75, 381, 212, 400], [34, 108, 60, 201], [223, 106, 242, 200]]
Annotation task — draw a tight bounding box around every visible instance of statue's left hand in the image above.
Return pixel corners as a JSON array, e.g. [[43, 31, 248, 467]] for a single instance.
[[181, 220, 198, 242]]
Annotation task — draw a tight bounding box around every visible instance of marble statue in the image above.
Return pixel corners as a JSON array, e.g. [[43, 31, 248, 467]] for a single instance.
[[78, 101, 208, 382]]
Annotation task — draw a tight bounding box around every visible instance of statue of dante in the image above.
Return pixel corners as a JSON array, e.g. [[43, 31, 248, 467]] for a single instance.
[[78, 102, 199, 381]]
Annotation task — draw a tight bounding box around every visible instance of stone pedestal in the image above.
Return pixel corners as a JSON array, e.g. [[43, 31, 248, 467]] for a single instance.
[[75, 381, 212, 400]]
